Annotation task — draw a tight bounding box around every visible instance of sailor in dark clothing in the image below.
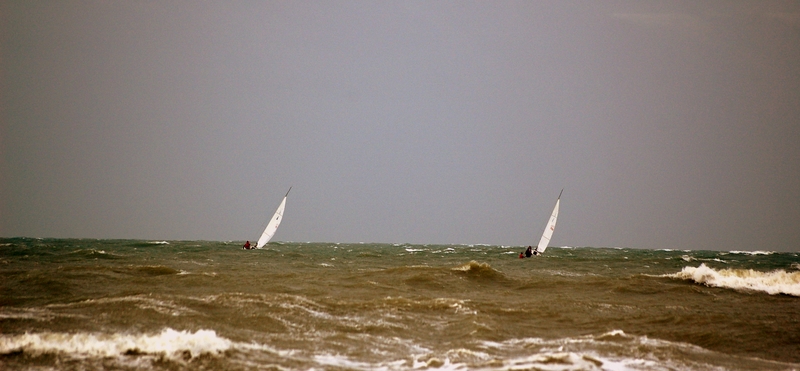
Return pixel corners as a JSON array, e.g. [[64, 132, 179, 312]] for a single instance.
[[243, 241, 251, 250], [525, 246, 533, 258]]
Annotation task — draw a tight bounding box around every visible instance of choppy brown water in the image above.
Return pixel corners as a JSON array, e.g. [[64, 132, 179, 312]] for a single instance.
[[1, 238, 799, 370]]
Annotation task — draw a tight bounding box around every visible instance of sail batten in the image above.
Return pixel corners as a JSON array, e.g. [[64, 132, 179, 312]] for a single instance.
[[256, 187, 291, 248], [535, 189, 562, 255]]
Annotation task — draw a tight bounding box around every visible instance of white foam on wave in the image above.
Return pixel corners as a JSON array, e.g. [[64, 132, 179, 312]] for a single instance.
[[729, 250, 774, 255], [681, 256, 728, 264], [312, 347, 627, 371], [0, 328, 230, 360], [315, 354, 408, 370], [671, 263, 800, 296], [475, 330, 739, 371], [413, 330, 653, 371], [148, 241, 170, 245], [404, 328, 800, 371]]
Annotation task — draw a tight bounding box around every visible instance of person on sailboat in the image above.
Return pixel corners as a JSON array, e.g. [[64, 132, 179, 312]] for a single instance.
[[519, 252, 525, 259], [243, 241, 251, 250], [525, 246, 533, 258]]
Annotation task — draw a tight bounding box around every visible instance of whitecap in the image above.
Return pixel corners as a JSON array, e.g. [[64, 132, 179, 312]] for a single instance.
[[670, 263, 800, 296], [474, 330, 771, 371], [729, 250, 774, 255], [0, 328, 230, 359]]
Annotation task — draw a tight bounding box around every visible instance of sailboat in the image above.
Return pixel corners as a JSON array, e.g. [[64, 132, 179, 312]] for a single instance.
[[255, 187, 291, 248], [534, 189, 562, 256]]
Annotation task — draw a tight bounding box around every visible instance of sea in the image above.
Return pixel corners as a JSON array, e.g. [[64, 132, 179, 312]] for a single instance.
[[1, 238, 799, 371]]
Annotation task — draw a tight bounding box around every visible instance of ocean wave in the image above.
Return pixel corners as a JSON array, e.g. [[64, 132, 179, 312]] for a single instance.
[[539, 269, 594, 278], [0, 328, 230, 360], [62, 248, 121, 259], [133, 265, 181, 276], [55, 264, 180, 277], [451, 260, 493, 272], [474, 330, 792, 371], [451, 261, 506, 281], [380, 296, 477, 316], [670, 263, 800, 296], [306, 329, 786, 371], [729, 250, 774, 255], [55, 295, 202, 316], [0, 307, 83, 322], [679, 255, 728, 264]]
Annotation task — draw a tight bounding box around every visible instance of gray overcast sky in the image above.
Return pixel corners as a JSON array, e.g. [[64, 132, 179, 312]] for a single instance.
[[2, 1, 799, 251]]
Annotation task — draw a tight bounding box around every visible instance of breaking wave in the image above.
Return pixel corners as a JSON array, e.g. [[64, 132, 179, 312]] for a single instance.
[[670, 263, 800, 296], [0, 328, 230, 360], [729, 250, 774, 255], [451, 260, 493, 272]]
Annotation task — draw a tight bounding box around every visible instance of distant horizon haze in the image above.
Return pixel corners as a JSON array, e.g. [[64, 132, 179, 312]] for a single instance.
[[2, 2, 799, 252]]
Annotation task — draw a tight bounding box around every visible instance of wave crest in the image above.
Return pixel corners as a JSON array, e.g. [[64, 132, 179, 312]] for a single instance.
[[0, 328, 230, 360], [452, 261, 493, 273], [671, 263, 800, 296], [451, 261, 509, 284]]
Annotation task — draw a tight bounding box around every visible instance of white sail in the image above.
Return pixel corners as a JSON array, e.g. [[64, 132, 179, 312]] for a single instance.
[[535, 189, 562, 255], [256, 187, 291, 248]]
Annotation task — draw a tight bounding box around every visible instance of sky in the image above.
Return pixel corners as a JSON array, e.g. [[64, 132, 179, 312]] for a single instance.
[[2, 1, 799, 251]]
